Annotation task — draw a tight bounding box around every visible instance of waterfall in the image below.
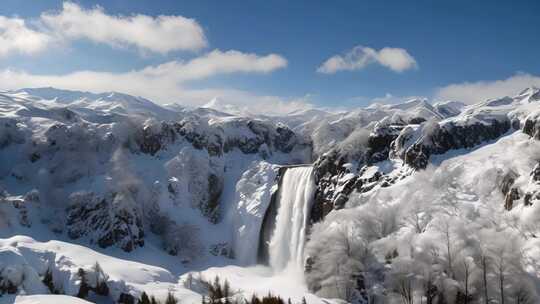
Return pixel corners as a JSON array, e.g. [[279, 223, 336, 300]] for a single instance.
[[267, 166, 316, 272]]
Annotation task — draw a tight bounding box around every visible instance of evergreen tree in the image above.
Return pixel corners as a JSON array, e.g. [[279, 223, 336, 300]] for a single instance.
[[139, 291, 151, 304], [93, 262, 109, 296], [250, 294, 261, 304], [223, 280, 231, 304], [165, 291, 178, 304], [213, 276, 223, 300], [150, 295, 159, 304], [76, 268, 89, 299], [42, 268, 58, 294]]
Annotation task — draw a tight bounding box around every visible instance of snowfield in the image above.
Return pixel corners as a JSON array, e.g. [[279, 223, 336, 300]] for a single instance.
[[12, 295, 94, 304], [1, 87, 540, 304]]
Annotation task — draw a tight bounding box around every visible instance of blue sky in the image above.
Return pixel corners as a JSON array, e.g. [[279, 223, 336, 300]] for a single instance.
[[1, 0, 539, 113]]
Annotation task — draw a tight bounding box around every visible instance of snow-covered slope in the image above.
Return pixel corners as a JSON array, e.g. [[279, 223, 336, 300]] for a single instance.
[[8, 88, 181, 121], [1, 86, 540, 304]]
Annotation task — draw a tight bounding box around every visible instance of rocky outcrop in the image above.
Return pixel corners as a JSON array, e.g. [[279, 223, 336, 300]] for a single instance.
[[523, 112, 540, 140], [311, 151, 349, 222], [524, 162, 540, 207], [137, 122, 177, 155], [66, 191, 144, 252], [365, 123, 404, 163], [500, 170, 519, 195], [399, 119, 511, 169], [499, 163, 540, 209], [257, 167, 285, 264], [504, 188, 520, 210], [532, 162, 540, 182], [137, 117, 307, 158], [310, 123, 406, 222]]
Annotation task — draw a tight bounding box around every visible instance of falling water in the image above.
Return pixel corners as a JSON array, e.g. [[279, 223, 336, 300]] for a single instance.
[[268, 166, 316, 272]]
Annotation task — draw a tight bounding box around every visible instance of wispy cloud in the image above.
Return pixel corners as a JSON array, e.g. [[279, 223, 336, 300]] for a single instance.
[[435, 73, 540, 104], [0, 16, 52, 57], [317, 45, 417, 74]]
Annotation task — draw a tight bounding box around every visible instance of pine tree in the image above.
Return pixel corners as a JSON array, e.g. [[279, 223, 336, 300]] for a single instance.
[[301, 297, 307, 304], [213, 276, 223, 300], [150, 295, 159, 304], [139, 291, 151, 304], [165, 291, 178, 304], [250, 294, 261, 304], [93, 262, 109, 296], [42, 268, 58, 294], [223, 280, 231, 304], [76, 268, 89, 299]]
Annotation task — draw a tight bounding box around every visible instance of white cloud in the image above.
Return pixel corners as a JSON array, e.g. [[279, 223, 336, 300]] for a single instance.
[[0, 50, 300, 115], [0, 16, 52, 57], [317, 45, 417, 74], [40, 1, 207, 53], [435, 73, 540, 104], [142, 50, 287, 82]]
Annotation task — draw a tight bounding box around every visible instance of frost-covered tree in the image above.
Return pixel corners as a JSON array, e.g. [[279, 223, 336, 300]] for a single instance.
[[163, 221, 203, 262], [165, 146, 223, 222], [305, 212, 378, 301]]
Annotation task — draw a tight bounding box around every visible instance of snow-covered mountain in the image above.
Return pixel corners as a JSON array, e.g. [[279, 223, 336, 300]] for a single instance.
[[1, 87, 540, 304]]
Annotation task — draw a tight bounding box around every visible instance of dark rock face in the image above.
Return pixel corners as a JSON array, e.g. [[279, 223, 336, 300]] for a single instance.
[[500, 170, 519, 196], [311, 151, 350, 223], [275, 123, 297, 153], [66, 191, 144, 252], [504, 188, 520, 210], [402, 119, 511, 169], [366, 124, 404, 164], [257, 167, 285, 264], [524, 162, 540, 207], [310, 125, 405, 223], [137, 118, 305, 158], [532, 162, 540, 182], [523, 114, 540, 140], [138, 122, 177, 156]]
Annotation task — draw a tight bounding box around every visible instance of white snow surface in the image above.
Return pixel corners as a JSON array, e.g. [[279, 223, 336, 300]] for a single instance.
[[12, 295, 94, 304], [232, 161, 279, 265], [1, 86, 540, 303]]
